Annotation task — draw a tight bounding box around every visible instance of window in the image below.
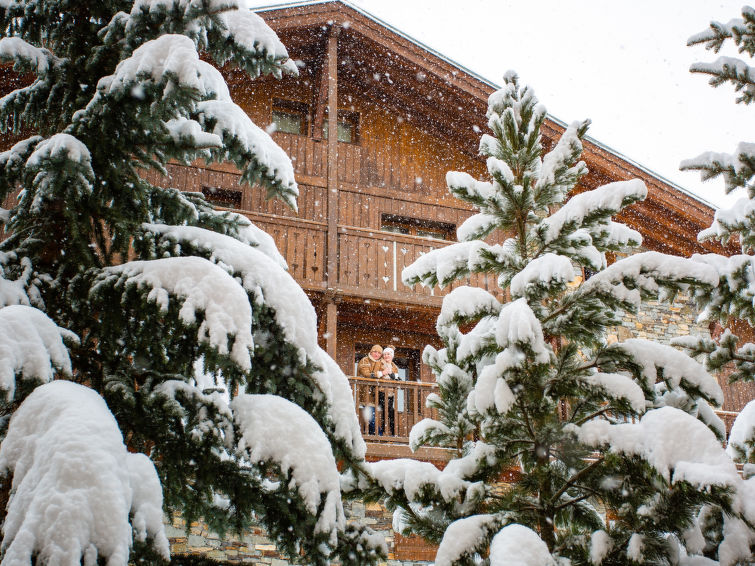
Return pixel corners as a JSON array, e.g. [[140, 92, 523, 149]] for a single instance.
[[271, 98, 309, 135], [380, 214, 456, 241], [201, 186, 241, 208], [322, 110, 359, 144]]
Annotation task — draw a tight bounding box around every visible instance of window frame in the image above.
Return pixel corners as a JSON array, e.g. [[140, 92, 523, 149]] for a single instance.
[[380, 214, 456, 241], [271, 98, 309, 136], [201, 185, 242, 209], [322, 109, 360, 144]]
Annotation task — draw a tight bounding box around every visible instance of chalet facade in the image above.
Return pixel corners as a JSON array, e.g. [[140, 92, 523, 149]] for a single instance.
[[138, 0, 755, 461]]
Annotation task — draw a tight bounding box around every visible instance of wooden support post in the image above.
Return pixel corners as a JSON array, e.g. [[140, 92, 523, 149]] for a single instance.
[[326, 298, 338, 359], [311, 40, 330, 139], [326, 25, 339, 289]]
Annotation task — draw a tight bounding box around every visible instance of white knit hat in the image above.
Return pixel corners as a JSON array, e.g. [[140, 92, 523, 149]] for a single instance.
[[383, 347, 394, 356]]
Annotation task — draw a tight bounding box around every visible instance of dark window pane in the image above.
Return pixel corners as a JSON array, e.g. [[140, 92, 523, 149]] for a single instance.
[[201, 186, 241, 208], [322, 119, 354, 143], [381, 224, 410, 235], [272, 110, 303, 135]]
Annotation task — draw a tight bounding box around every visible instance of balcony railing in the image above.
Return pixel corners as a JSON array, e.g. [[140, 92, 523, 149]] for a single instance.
[[272, 132, 450, 192], [336, 226, 501, 302], [349, 377, 438, 443], [240, 214, 503, 305]]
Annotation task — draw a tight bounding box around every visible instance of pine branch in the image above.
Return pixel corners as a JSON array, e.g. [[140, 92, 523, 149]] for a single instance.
[[574, 407, 614, 426], [553, 491, 593, 512], [549, 457, 604, 506]]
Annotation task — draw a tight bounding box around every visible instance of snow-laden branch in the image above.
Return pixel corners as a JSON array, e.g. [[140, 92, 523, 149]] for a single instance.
[[23, 133, 94, 214], [365, 457, 484, 510], [534, 120, 589, 208], [215, 6, 298, 76], [95, 256, 254, 370], [233, 393, 344, 542], [435, 514, 502, 566], [196, 100, 298, 209], [687, 7, 755, 53], [446, 171, 496, 207], [540, 179, 647, 246], [0, 381, 169, 565], [142, 223, 364, 456], [726, 399, 755, 461], [579, 372, 646, 414], [456, 212, 499, 242], [456, 315, 497, 364], [437, 286, 501, 331], [123, 0, 297, 78], [681, 143, 755, 197], [495, 297, 550, 359], [572, 406, 739, 489], [0, 256, 36, 308], [81, 34, 297, 206], [698, 196, 755, 248], [580, 251, 719, 310], [607, 338, 723, 406], [489, 524, 555, 566], [0, 305, 76, 400], [474, 299, 551, 414], [692, 253, 755, 324], [402, 240, 492, 289], [690, 56, 755, 104], [408, 418, 451, 452], [0, 37, 58, 75], [510, 253, 576, 299], [97, 34, 230, 101], [216, 212, 287, 268]]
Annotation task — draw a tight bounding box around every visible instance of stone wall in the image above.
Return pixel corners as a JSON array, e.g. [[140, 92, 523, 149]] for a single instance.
[[167, 501, 430, 566], [612, 291, 754, 413], [611, 293, 710, 346]]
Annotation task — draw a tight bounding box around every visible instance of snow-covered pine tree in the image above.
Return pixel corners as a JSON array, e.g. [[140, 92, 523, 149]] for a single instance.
[[0, 2, 383, 565], [670, 8, 755, 562], [678, 6, 755, 388], [350, 72, 754, 565]]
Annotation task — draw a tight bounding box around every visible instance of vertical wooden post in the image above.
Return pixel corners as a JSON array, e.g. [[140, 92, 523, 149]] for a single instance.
[[325, 25, 340, 359], [325, 298, 338, 359], [326, 25, 339, 288]]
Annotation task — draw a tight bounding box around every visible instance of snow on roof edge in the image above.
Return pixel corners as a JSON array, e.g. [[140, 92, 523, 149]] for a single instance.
[[252, 0, 716, 211]]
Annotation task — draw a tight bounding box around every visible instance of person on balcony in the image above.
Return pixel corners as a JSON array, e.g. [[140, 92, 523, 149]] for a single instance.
[[357, 344, 382, 435], [380, 347, 400, 380], [357, 344, 384, 378], [380, 347, 401, 436]]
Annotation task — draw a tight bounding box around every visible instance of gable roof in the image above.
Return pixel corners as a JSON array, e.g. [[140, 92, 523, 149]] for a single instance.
[[254, 0, 725, 256]]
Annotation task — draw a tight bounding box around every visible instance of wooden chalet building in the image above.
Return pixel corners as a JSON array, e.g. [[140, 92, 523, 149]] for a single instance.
[[106, 0, 755, 456]]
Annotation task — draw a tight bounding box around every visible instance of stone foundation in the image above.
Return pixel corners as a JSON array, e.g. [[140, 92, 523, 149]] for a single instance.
[[167, 501, 432, 565]]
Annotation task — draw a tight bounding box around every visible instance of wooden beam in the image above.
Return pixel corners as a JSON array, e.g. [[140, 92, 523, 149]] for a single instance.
[[326, 298, 338, 359], [326, 25, 340, 287], [311, 42, 329, 139]]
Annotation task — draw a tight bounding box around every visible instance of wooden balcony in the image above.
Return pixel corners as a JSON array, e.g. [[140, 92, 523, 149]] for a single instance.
[[273, 131, 452, 193], [245, 211, 500, 306], [348, 377, 456, 463], [349, 376, 438, 443]]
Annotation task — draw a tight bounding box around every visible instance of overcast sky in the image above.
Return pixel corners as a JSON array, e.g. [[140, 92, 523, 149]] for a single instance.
[[254, 0, 753, 208]]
